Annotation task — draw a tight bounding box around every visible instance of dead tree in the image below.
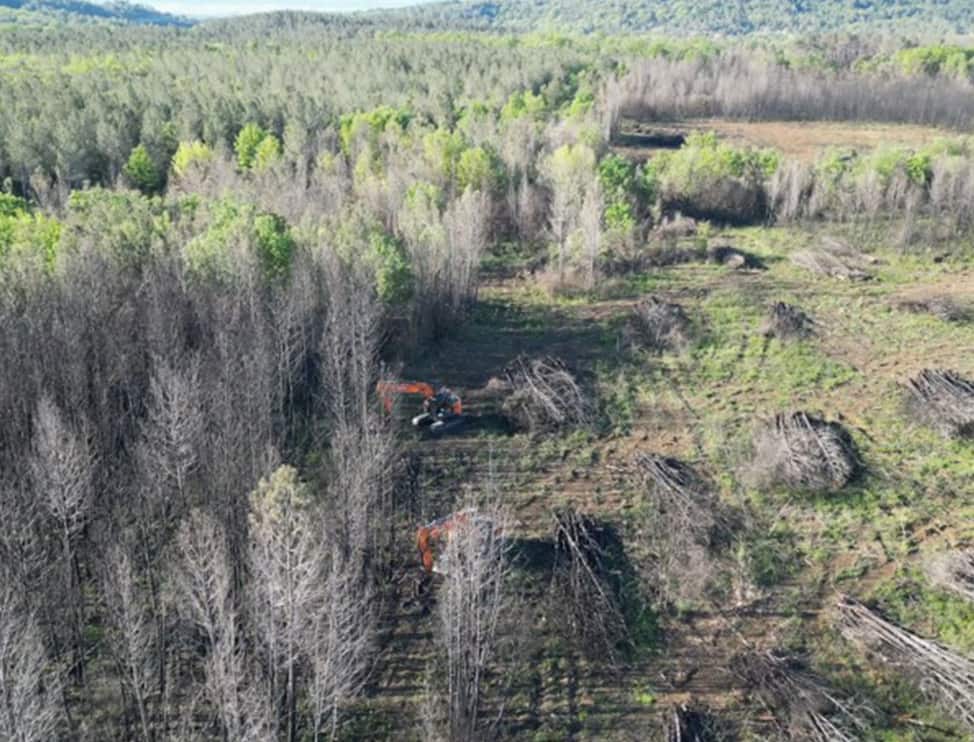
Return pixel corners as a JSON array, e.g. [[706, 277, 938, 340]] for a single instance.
[[443, 188, 491, 321], [28, 396, 94, 684], [434, 504, 511, 742], [0, 580, 63, 742], [305, 552, 374, 741], [751, 412, 859, 493], [906, 369, 974, 439], [627, 297, 692, 353], [733, 650, 868, 741], [101, 545, 157, 742], [634, 454, 727, 605], [503, 356, 591, 432], [924, 550, 974, 604], [134, 355, 206, 715], [172, 510, 271, 742], [551, 509, 630, 662], [248, 466, 323, 742], [791, 239, 871, 281], [836, 595, 974, 732]]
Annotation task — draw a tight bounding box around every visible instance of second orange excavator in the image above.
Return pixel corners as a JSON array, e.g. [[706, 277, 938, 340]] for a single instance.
[[376, 380, 465, 436]]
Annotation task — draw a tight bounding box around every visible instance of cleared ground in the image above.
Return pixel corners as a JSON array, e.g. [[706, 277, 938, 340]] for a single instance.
[[615, 118, 956, 160], [363, 224, 974, 739]]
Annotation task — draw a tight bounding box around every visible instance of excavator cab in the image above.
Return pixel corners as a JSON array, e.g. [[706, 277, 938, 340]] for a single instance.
[[376, 380, 464, 436]]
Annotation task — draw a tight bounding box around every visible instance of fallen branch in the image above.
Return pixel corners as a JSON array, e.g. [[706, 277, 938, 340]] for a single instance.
[[627, 296, 692, 353], [751, 412, 859, 493], [733, 650, 868, 742], [906, 369, 974, 439], [836, 594, 974, 732], [503, 356, 591, 432]]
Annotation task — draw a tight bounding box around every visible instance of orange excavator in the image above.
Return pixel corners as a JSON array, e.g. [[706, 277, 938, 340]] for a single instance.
[[416, 509, 497, 575], [376, 381, 464, 436]]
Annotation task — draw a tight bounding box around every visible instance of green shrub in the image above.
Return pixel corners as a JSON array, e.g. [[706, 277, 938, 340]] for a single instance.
[[647, 132, 778, 223], [171, 140, 214, 179], [123, 144, 162, 194]]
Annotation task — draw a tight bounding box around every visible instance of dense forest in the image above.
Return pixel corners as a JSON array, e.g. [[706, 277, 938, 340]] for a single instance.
[[373, 0, 974, 36], [2, 6, 974, 741], [0, 0, 189, 25]]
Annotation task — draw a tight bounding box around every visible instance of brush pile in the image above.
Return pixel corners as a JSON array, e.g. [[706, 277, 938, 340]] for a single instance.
[[751, 412, 859, 492], [551, 509, 629, 661], [791, 238, 872, 281], [761, 301, 814, 341], [924, 550, 974, 603], [627, 296, 692, 352], [836, 595, 974, 732], [634, 453, 727, 604], [733, 651, 867, 742], [707, 244, 764, 270], [896, 295, 970, 323], [906, 369, 974, 438], [667, 705, 720, 742], [502, 356, 591, 432]]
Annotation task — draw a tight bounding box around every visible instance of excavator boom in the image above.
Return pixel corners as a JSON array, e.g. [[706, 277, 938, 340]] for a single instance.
[[376, 380, 462, 415], [376, 381, 437, 413]]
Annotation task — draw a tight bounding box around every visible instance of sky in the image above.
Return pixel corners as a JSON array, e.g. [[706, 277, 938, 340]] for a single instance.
[[148, 0, 423, 18]]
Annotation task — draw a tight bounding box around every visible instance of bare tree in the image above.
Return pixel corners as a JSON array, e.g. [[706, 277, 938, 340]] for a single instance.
[[578, 179, 602, 290], [101, 545, 157, 742], [172, 510, 271, 742], [443, 188, 491, 319], [305, 551, 374, 741], [433, 504, 511, 742], [249, 465, 322, 742], [0, 579, 63, 742], [28, 396, 93, 684], [134, 355, 206, 722]]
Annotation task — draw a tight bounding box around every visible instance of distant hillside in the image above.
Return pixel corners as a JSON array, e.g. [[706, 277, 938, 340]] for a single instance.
[[375, 0, 974, 35], [0, 0, 192, 25]]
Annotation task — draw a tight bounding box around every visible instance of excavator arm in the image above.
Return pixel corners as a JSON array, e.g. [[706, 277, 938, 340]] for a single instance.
[[376, 381, 436, 413], [376, 381, 462, 416]]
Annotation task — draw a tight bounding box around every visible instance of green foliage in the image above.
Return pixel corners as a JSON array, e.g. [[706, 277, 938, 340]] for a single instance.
[[545, 142, 597, 187], [598, 154, 638, 230], [0, 193, 27, 218], [184, 198, 295, 282], [65, 188, 169, 263], [896, 45, 974, 80], [235, 123, 276, 171], [339, 105, 412, 156], [171, 140, 214, 179], [423, 128, 466, 183], [0, 209, 61, 267], [456, 145, 504, 192], [500, 89, 547, 122], [329, 209, 414, 305], [122, 144, 162, 194], [368, 230, 414, 305], [252, 213, 295, 280], [252, 133, 282, 172], [373, 0, 974, 36], [645, 132, 778, 222]]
